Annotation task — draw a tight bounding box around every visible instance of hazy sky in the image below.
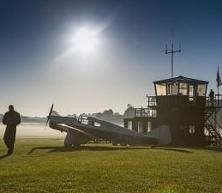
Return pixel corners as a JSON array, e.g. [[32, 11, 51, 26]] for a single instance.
[[0, 0, 222, 116]]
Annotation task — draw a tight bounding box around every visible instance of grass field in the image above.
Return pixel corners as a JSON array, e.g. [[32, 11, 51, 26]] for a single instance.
[[0, 139, 221, 193]]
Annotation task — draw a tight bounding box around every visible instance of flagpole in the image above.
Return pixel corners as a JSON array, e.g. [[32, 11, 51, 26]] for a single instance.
[[217, 64, 221, 101], [216, 65, 221, 132], [218, 65, 219, 95]]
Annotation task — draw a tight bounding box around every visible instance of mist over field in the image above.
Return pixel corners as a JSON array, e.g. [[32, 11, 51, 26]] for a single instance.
[[0, 123, 66, 138]]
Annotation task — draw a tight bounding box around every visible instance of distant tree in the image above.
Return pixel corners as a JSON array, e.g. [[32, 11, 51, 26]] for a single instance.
[[127, 104, 133, 108], [124, 104, 135, 118], [114, 112, 121, 116], [103, 109, 114, 116], [93, 109, 123, 125]]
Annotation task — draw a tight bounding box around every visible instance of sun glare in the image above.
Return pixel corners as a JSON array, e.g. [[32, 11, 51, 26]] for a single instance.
[[72, 26, 99, 54]]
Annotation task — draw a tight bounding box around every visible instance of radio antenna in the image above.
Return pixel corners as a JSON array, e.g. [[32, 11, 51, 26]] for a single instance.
[[165, 42, 181, 78]]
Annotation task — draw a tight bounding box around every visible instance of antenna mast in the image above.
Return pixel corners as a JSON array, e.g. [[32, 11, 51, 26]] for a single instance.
[[165, 42, 181, 78]]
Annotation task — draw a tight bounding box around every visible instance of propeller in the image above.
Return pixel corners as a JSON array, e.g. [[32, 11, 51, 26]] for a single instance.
[[45, 104, 54, 128]]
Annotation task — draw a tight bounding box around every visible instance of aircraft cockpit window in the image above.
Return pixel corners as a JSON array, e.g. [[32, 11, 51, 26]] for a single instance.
[[94, 122, 101, 127], [82, 119, 88, 125]]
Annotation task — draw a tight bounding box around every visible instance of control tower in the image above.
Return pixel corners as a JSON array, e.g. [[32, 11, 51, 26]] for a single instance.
[[124, 75, 222, 147]]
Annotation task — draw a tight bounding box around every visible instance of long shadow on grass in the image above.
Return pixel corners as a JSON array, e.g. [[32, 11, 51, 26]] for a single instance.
[[28, 146, 148, 154], [153, 147, 193, 153], [28, 145, 193, 154]]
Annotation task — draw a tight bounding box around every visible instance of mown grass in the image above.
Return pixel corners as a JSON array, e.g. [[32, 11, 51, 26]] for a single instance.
[[0, 139, 221, 193]]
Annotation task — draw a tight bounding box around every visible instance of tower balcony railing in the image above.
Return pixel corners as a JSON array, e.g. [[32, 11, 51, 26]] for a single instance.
[[147, 94, 222, 108], [134, 107, 156, 118], [146, 95, 157, 107], [206, 94, 222, 108]]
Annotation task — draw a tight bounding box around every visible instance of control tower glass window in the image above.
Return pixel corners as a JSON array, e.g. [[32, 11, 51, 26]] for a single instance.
[[156, 83, 166, 96], [189, 85, 194, 97], [197, 84, 207, 96], [179, 83, 188, 95], [167, 83, 179, 95]]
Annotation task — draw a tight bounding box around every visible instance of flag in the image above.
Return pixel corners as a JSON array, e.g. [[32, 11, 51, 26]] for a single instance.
[[216, 65, 222, 87]]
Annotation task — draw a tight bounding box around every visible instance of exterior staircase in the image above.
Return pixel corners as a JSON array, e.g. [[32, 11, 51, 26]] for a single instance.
[[205, 124, 222, 147], [204, 98, 222, 148]]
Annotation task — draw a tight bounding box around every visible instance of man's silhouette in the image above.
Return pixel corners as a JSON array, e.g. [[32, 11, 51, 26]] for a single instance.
[[2, 105, 21, 155], [209, 89, 215, 106]]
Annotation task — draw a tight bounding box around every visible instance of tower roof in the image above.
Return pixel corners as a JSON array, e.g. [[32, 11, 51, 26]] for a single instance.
[[153, 75, 208, 85]]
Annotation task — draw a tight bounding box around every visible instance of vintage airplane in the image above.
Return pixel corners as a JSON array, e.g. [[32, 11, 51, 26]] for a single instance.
[[46, 105, 172, 147]]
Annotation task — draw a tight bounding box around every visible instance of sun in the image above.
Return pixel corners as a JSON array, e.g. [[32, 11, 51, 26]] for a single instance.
[[72, 26, 99, 54], [55, 25, 104, 61]]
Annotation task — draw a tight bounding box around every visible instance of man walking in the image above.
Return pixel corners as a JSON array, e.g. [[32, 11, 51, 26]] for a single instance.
[[2, 105, 21, 155]]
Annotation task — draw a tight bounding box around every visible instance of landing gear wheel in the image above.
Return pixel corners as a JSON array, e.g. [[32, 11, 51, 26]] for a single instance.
[[73, 144, 81, 148], [64, 140, 72, 147]]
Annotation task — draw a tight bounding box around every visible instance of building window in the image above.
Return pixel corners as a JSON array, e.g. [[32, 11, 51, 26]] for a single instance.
[[156, 83, 166, 96], [197, 84, 207, 96], [128, 121, 132, 130], [167, 83, 179, 95], [179, 83, 188, 95], [189, 125, 195, 134]]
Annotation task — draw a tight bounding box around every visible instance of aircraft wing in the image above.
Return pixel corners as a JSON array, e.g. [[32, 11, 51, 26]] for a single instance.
[[54, 123, 94, 146], [57, 123, 95, 139]]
